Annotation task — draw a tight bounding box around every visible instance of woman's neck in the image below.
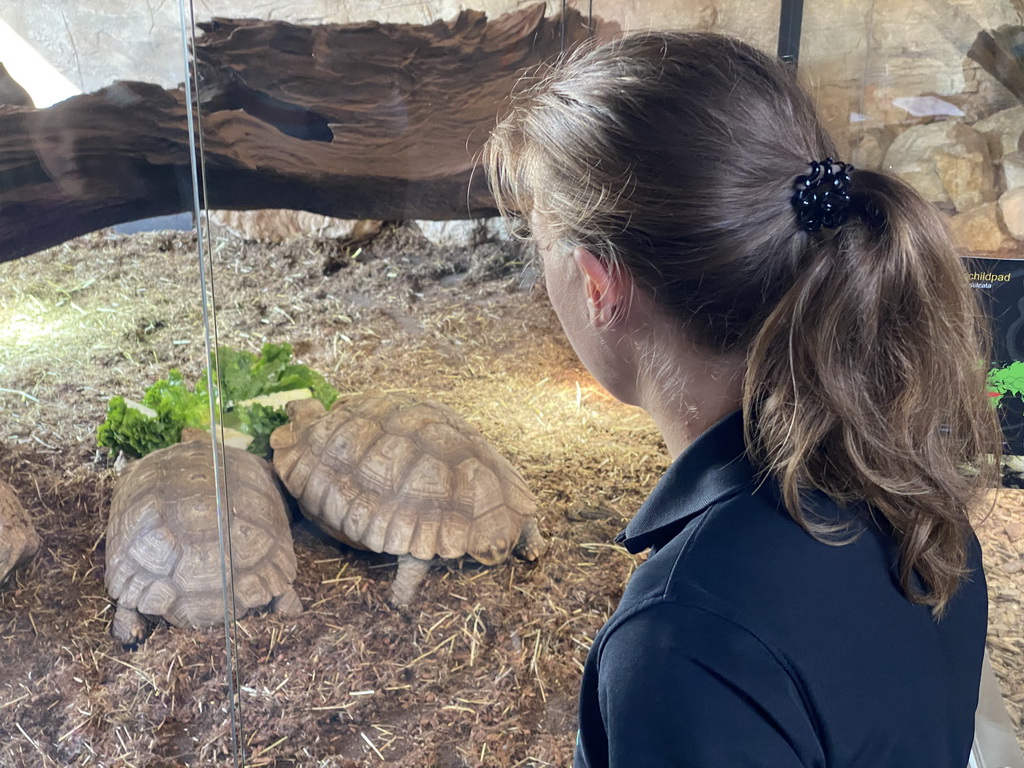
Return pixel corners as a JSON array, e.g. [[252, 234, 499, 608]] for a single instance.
[[630, 316, 745, 459]]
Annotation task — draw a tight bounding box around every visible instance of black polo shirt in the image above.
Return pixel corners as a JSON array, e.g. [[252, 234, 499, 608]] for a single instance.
[[575, 410, 987, 768]]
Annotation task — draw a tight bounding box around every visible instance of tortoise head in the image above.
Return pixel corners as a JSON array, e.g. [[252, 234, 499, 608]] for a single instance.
[[286, 397, 327, 425], [269, 398, 326, 453]]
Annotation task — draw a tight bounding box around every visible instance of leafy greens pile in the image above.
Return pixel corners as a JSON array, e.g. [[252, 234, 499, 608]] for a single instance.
[[97, 342, 338, 458]]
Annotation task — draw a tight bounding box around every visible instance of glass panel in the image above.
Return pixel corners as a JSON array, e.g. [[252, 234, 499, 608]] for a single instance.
[[0, 1, 241, 765]]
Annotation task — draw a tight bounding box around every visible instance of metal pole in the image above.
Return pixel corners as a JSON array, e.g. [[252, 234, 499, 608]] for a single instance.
[[777, 0, 805, 67], [560, 0, 567, 52]]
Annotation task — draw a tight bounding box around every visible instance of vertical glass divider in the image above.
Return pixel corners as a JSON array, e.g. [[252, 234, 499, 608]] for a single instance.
[[175, 0, 244, 764]]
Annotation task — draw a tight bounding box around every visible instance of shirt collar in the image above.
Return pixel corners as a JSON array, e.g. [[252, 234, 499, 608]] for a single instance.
[[616, 409, 756, 554]]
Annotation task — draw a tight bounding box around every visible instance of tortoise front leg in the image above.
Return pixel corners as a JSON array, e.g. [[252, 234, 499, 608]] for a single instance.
[[514, 517, 548, 561], [389, 554, 433, 608], [112, 603, 150, 647], [271, 586, 303, 616]]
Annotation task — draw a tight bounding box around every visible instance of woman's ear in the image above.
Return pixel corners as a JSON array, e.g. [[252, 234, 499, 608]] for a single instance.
[[574, 247, 625, 328]]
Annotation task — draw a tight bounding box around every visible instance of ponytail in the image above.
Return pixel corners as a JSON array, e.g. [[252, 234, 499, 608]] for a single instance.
[[745, 170, 999, 616]]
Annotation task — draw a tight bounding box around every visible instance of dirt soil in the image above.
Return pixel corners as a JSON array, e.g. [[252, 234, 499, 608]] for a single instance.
[[0, 223, 1022, 766]]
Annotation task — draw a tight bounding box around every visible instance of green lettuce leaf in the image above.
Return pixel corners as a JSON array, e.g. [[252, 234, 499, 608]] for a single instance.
[[277, 363, 338, 409], [98, 343, 337, 459], [206, 342, 338, 429], [204, 342, 313, 403], [97, 395, 193, 458], [140, 370, 210, 428], [232, 402, 290, 458]]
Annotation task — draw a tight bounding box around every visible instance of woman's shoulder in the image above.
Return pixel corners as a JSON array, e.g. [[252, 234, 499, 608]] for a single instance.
[[619, 482, 864, 608], [606, 483, 986, 671]]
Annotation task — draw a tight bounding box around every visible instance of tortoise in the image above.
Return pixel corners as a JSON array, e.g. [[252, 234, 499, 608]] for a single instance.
[[269, 393, 546, 606], [105, 429, 302, 645], [0, 478, 40, 585]]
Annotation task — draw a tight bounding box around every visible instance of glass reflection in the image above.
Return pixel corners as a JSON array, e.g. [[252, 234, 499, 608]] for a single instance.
[[29, 84, 177, 203]]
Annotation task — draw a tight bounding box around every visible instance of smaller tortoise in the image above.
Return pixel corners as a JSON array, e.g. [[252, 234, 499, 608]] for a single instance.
[[0, 478, 40, 585], [106, 429, 301, 645], [270, 393, 547, 606]]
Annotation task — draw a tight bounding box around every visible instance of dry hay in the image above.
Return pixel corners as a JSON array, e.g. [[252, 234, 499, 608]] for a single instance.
[[0, 224, 1021, 765], [0, 225, 662, 766], [978, 488, 1024, 737]]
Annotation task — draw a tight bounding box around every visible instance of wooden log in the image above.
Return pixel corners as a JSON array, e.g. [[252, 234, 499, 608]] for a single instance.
[[0, 4, 606, 263], [967, 25, 1024, 112], [0, 63, 34, 107]]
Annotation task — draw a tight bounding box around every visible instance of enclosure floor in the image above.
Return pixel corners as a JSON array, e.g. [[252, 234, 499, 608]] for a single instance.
[[0, 225, 1021, 765]]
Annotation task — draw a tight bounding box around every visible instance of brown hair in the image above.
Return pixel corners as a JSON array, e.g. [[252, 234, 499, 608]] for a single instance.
[[484, 31, 999, 616]]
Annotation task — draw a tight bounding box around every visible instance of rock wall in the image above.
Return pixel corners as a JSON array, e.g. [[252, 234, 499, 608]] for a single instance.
[[796, 0, 1024, 251]]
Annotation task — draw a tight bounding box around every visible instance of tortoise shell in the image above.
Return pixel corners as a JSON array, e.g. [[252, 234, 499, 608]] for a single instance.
[[270, 393, 544, 566], [0, 478, 40, 585], [105, 435, 299, 642]]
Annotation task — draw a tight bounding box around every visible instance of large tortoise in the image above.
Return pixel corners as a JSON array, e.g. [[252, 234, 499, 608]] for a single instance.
[[105, 430, 301, 645], [0, 478, 40, 585], [270, 393, 546, 606]]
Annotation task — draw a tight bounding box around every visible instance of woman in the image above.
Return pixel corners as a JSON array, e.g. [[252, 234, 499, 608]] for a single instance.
[[484, 32, 998, 767]]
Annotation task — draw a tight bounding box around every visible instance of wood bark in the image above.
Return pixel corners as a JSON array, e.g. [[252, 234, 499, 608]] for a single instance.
[[968, 25, 1024, 117], [0, 5, 604, 263]]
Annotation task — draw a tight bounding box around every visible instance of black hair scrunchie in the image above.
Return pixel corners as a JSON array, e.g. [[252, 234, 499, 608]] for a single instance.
[[792, 158, 854, 233]]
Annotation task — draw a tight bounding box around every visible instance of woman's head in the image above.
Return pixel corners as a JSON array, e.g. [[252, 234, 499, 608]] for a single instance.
[[486, 32, 836, 353], [485, 31, 1000, 616]]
